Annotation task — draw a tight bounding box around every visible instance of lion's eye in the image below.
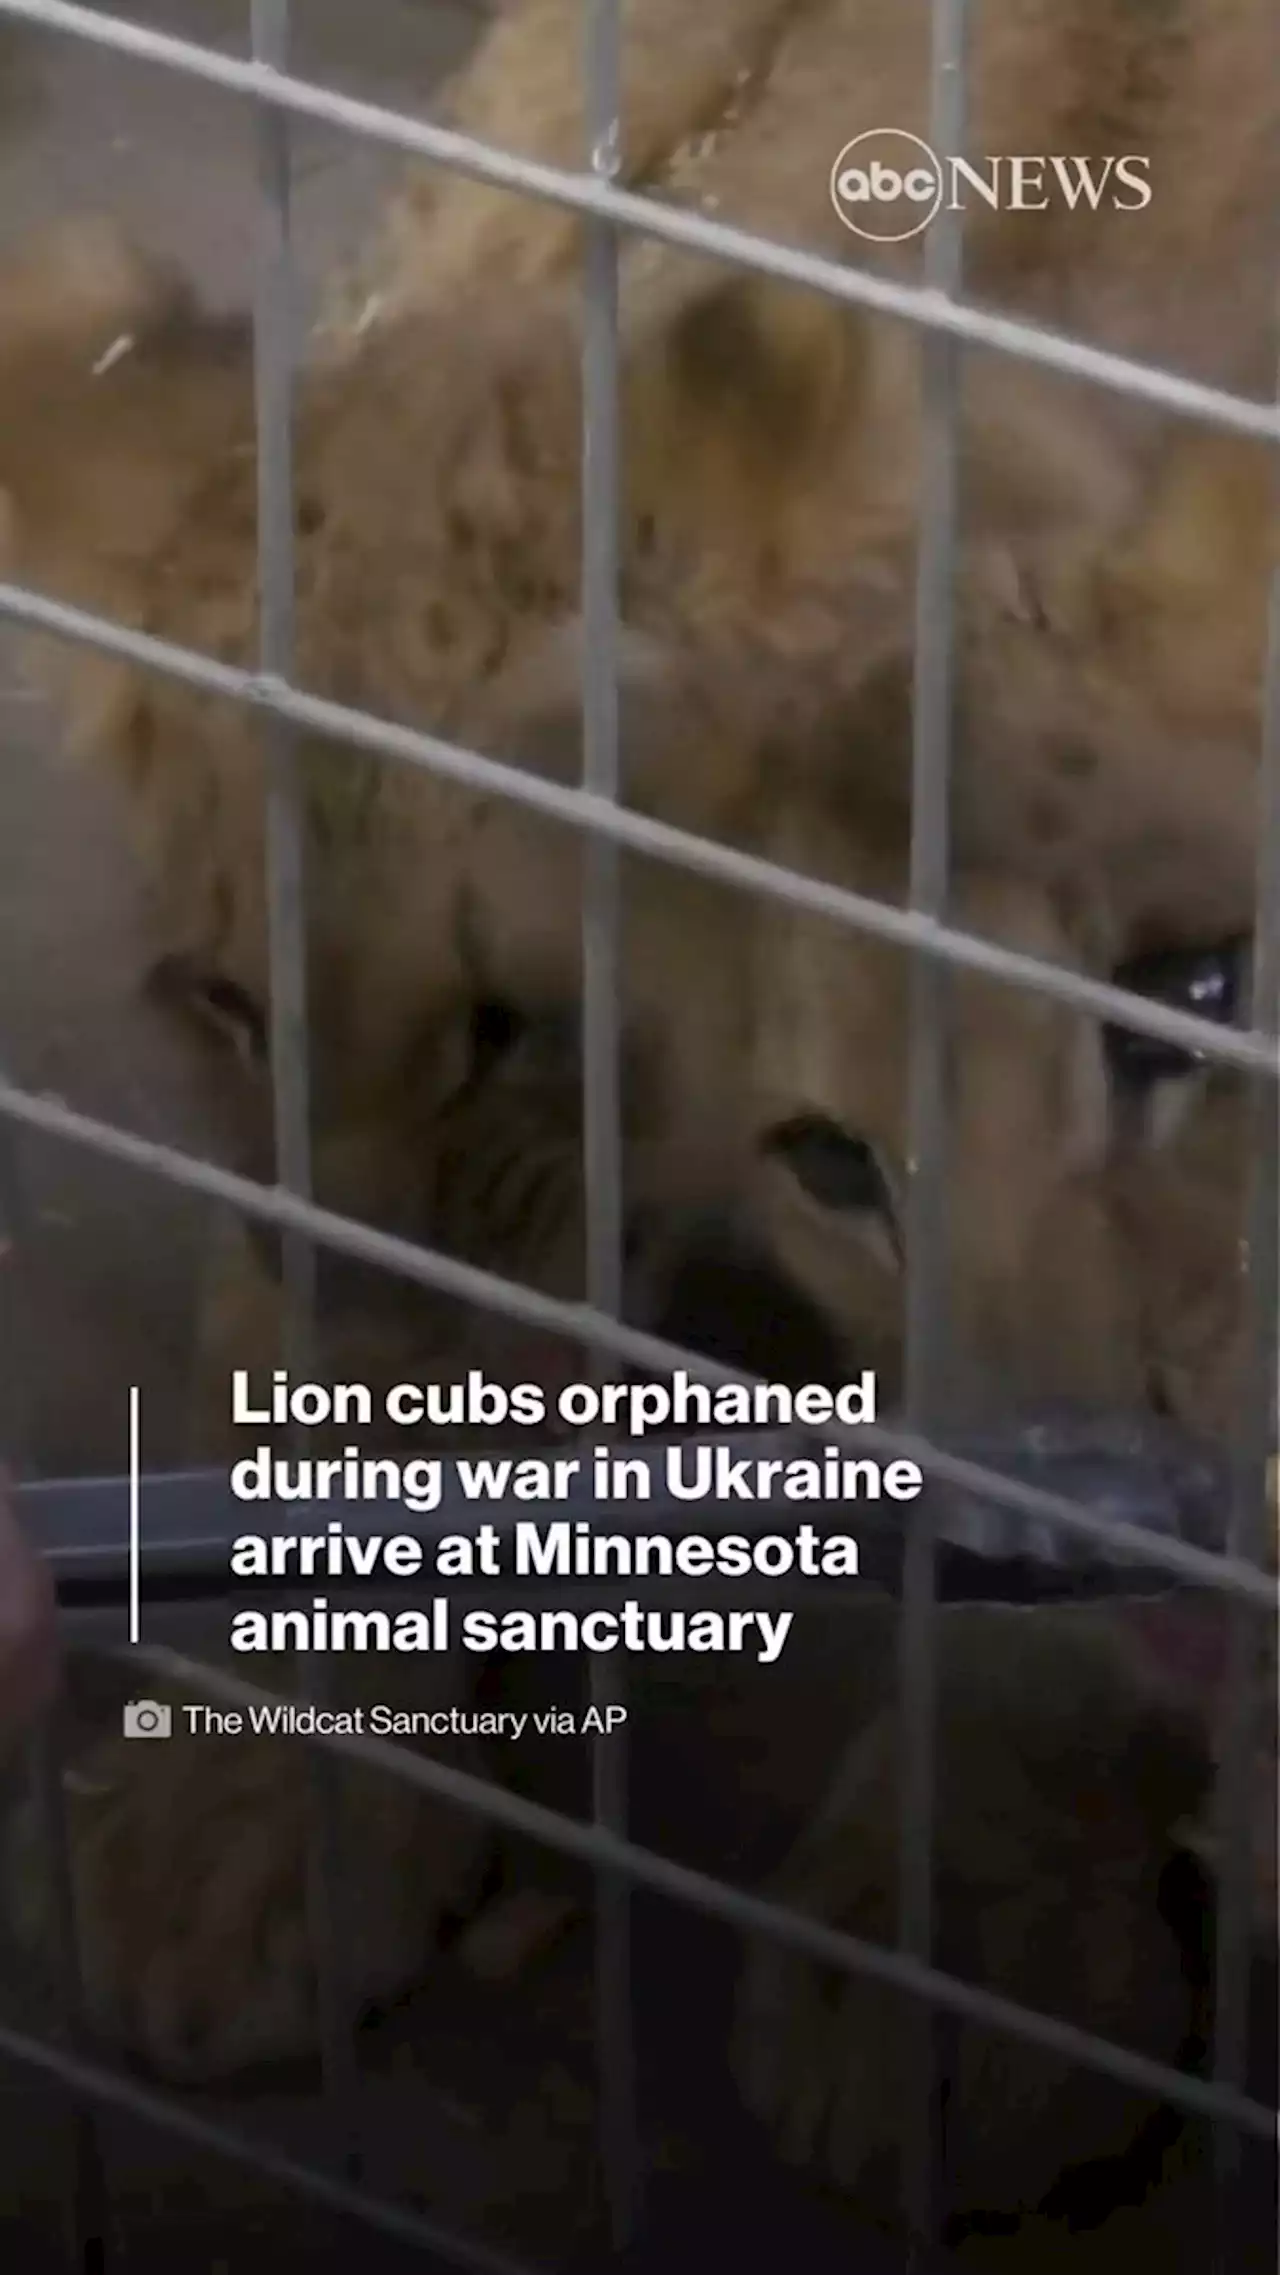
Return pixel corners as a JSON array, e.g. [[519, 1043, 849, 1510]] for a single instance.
[[1104, 938, 1247, 1088], [763, 1114, 899, 1227], [145, 954, 268, 1067], [199, 975, 269, 1064]]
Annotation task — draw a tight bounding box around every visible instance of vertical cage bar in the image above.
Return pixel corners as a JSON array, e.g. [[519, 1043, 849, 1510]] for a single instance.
[[249, 0, 361, 2178], [897, 0, 969, 2257], [0, 1080, 33, 1478], [580, 0, 639, 2246], [1209, 434, 1280, 2268], [0, 1083, 109, 2270], [581, 0, 625, 1312], [249, 0, 312, 1281], [24, 1724, 113, 2272]]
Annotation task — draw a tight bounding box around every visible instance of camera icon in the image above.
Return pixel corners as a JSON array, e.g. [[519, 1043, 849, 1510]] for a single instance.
[[121, 1699, 173, 1740]]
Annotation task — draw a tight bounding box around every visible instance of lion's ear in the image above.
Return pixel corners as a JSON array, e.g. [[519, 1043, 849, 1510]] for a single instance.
[[619, 260, 1166, 711], [623, 262, 919, 568], [632, 265, 868, 469], [622, 260, 1152, 575]]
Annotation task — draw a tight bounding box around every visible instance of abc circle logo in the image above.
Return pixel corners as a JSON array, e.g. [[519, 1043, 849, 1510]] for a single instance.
[[830, 130, 944, 243]]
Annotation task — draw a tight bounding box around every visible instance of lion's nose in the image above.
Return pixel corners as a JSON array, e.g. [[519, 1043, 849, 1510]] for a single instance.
[[636, 1215, 850, 1390], [630, 1214, 1247, 1602]]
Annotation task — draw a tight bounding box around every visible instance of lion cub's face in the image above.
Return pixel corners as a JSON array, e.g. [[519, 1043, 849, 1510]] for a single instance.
[[749, 849, 1126, 1416], [170, 666, 1256, 1450], [745, 828, 1255, 1434]]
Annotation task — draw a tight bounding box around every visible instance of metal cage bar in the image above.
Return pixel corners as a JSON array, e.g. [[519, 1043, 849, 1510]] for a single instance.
[[0, 581, 1275, 1078], [0, 1641, 1272, 2274], [579, 0, 640, 2242], [246, 0, 364, 2182], [1210, 433, 1280, 2264], [897, 1, 969, 2250], [34, 1641, 1271, 2145], [249, 0, 315, 1366], [0, 2, 1275, 2267], [0, 1069, 33, 1476], [0, 2012, 541, 2275], [15, 1429, 1280, 1605], [3, 1071, 1278, 1603], [22, 1721, 114, 2272], [0, 1, 1277, 446], [0, 1088, 110, 2271]]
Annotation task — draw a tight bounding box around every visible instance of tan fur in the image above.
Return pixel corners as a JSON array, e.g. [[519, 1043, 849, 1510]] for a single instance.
[[1107, 1079, 1259, 1440], [0, 227, 800, 1069], [624, 280, 1275, 946], [0, 104, 1265, 2121], [7, 580, 1236, 2090], [321, 0, 1278, 950], [740, 811, 1144, 1415], [443, 630, 1260, 1429], [0, 225, 780, 2088], [315, 0, 806, 342], [6, 1651, 490, 2082], [0, 207, 1269, 1012], [184, 822, 1147, 1425], [326, 0, 1278, 391], [732, 1603, 1213, 2237]]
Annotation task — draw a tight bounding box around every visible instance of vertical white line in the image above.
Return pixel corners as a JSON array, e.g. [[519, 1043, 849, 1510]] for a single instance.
[[128, 1383, 140, 1644]]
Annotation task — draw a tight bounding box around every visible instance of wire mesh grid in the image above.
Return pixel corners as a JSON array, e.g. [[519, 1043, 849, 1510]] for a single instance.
[[0, 0, 1275, 2268]]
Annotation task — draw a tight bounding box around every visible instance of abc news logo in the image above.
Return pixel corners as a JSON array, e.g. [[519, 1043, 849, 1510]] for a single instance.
[[830, 129, 1151, 243]]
